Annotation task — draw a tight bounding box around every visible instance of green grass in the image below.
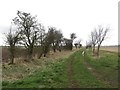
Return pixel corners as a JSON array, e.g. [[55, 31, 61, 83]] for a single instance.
[[2, 58, 69, 88], [69, 50, 109, 88], [85, 49, 118, 87], [2, 49, 118, 88]]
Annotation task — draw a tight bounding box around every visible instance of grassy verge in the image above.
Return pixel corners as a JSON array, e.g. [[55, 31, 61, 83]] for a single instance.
[[2, 49, 77, 82], [2, 58, 69, 88], [84, 49, 118, 87], [70, 50, 109, 88]]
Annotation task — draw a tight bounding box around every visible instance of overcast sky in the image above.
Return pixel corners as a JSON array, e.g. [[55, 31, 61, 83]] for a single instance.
[[0, 0, 119, 46]]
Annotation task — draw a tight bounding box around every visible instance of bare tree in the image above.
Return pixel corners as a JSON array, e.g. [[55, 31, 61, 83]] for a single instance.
[[39, 25, 45, 46], [90, 29, 98, 55], [13, 11, 40, 61], [37, 25, 46, 58], [96, 25, 109, 56], [54, 30, 63, 52], [47, 27, 56, 52], [37, 27, 56, 57], [42, 32, 52, 57], [6, 26, 21, 64], [47, 27, 63, 52]]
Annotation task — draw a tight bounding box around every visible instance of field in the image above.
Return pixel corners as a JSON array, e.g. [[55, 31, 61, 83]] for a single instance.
[[100, 46, 118, 52], [2, 47, 119, 88]]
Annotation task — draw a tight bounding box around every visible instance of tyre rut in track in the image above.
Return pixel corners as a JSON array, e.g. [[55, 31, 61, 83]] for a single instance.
[[67, 57, 79, 88]]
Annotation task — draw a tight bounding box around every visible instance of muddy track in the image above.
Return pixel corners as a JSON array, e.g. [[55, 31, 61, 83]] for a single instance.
[[67, 58, 79, 88]]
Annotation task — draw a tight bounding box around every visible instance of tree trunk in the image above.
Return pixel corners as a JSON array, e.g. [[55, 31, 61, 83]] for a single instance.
[[53, 47, 56, 52], [9, 55, 14, 64], [70, 43, 73, 50], [53, 43, 56, 52], [38, 53, 42, 59], [38, 53, 43, 59], [43, 45, 49, 57], [97, 45, 100, 57], [9, 47, 15, 64], [75, 45, 77, 49], [43, 50, 47, 57], [58, 46, 61, 52], [44, 53, 46, 57], [92, 45, 95, 55], [27, 46, 33, 61], [38, 45, 43, 59]]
